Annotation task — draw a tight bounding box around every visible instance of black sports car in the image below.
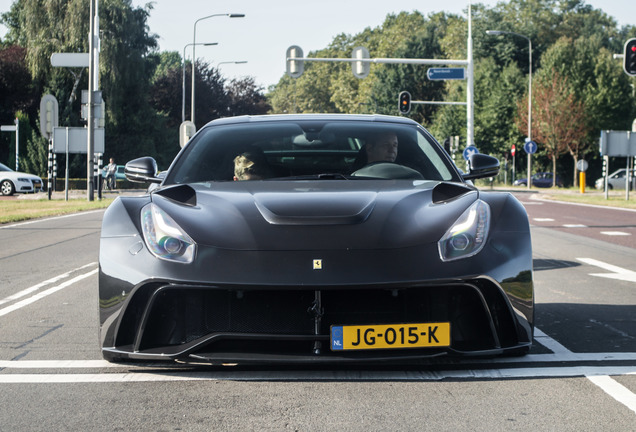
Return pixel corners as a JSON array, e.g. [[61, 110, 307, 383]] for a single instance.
[[99, 114, 533, 364]]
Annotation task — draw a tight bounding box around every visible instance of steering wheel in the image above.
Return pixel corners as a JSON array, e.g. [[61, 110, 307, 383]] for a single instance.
[[351, 162, 424, 180]]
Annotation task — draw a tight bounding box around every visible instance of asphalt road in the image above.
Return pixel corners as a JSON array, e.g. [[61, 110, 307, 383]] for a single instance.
[[0, 192, 635, 431]]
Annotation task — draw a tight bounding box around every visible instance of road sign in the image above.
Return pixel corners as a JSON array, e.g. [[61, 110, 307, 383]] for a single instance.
[[53, 127, 104, 154], [50, 53, 90, 67], [600, 130, 636, 156], [463, 145, 479, 161], [427, 68, 466, 80], [576, 159, 589, 172], [524, 141, 538, 154]]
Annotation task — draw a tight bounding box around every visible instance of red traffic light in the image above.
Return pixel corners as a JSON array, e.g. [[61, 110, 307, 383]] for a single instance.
[[624, 38, 636, 76]]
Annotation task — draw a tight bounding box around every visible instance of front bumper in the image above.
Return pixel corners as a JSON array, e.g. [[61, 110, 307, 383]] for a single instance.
[[100, 273, 533, 364]]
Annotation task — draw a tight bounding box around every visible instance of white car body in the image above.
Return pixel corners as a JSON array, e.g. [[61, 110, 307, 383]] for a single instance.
[[0, 162, 44, 196]]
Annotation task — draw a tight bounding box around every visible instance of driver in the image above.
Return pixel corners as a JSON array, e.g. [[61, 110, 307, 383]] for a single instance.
[[366, 131, 398, 164]]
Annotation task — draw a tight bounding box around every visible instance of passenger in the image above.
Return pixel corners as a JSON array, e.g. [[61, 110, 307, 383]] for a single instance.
[[233, 152, 270, 181]]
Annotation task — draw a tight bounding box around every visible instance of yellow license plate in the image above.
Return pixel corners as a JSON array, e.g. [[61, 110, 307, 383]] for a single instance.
[[330, 322, 450, 351]]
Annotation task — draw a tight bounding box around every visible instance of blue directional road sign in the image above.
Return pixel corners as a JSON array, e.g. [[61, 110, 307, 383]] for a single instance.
[[524, 140, 538, 154], [427, 68, 466, 80], [463, 145, 479, 161]]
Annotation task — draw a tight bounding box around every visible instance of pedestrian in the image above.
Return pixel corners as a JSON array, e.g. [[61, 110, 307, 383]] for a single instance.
[[106, 158, 117, 190]]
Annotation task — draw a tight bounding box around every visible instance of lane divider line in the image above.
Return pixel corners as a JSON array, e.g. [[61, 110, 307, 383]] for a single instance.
[[0, 263, 97, 306], [0, 269, 98, 318]]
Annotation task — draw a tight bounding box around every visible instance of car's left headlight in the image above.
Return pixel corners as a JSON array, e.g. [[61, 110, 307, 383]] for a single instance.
[[141, 203, 196, 263], [438, 200, 490, 262]]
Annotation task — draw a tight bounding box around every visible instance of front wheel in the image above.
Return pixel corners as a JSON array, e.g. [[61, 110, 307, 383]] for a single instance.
[[0, 179, 15, 196]]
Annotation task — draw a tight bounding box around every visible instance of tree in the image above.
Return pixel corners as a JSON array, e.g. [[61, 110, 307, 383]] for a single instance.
[[0, 45, 37, 167], [517, 70, 588, 186], [225, 76, 271, 116], [473, 57, 526, 156]]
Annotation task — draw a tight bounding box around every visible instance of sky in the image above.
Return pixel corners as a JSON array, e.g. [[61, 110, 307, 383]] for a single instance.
[[0, 0, 634, 89]]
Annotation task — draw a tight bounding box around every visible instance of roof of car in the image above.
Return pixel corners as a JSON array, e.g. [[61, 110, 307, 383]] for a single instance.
[[202, 114, 421, 128]]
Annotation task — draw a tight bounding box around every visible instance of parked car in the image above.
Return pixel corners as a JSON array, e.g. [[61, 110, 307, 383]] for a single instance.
[[99, 114, 534, 365], [102, 164, 126, 180], [0, 162, 43, 196], [595, 168, 636, 190], [513, 172, 563, 188]]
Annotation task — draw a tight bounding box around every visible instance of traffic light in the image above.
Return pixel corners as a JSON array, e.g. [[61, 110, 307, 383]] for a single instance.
[[398, 91, 411, 114], [39, 94, 58, 139], [443, 137, 451, 154], [624, 38, 636, 76], [286, 45, 304, 79]]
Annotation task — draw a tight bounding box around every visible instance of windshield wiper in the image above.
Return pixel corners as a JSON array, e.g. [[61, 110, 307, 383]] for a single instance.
[[270, 173, 352, 181], [317, 173, 349, 180]]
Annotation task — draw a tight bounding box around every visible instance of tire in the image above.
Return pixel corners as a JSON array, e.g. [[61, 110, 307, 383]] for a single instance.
[[0, 179, 15, 196]]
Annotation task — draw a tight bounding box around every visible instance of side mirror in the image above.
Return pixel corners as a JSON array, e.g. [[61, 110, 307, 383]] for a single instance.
[[462, 153, 500, 181], [124, 157, 162, 184]]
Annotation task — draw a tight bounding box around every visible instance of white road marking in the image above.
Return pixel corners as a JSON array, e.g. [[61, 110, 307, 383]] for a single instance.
[[534, 327, 571, 354], [563, 224, 587, 228], [600, 231, 631, 236], [533, 218, 554, 222], [0, 367, 635, 384], [589, 319, 636, 340], [587, 375, 636, 414], [0, 360, 119, 369], [530, 195, 636, 213], [3, 351, 636, 369], [0, 269, 98, 317], [0, 263, 97, 306], [536, 319, 636, 415], [577, 258, 636, 283], [0, 209, 104, 230]]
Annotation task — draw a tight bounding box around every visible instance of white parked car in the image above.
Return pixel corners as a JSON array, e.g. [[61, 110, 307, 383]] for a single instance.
[[0, 162, 44, 196], [595, 168, 636, 191]]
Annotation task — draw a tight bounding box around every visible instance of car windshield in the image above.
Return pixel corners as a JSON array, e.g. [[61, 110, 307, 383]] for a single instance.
[[166, 120, 459, 184], [0, 162, 13, 172]]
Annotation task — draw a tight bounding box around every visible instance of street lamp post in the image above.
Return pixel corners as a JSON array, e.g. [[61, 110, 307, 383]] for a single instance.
[[486, 30, 532, 190], [182, 42, 218, 123], [217, 60, 248, 68], [191, 13, 245, 126]]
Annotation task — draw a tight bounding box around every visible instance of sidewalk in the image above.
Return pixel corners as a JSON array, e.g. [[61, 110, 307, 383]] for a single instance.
[[17, 189, 147, 200]]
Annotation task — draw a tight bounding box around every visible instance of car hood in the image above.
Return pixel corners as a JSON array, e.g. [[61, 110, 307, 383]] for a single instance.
[[151, 180, 478, 251]]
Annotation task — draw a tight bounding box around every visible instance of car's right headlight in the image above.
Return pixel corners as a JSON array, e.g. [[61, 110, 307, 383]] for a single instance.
[[141, 203, 196, 263], [438, 200, 490, 262]]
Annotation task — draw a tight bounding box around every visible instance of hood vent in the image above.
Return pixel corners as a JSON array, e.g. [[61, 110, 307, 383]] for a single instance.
[[432, 182, 472, 204], [155, 184, 197, 206]]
